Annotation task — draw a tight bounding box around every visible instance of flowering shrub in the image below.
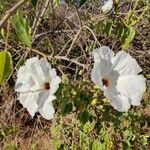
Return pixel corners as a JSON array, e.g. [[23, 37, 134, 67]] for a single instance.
[[0, 0, 149, 149]]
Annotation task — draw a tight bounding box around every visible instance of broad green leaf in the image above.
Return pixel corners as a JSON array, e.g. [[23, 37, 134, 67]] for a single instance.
[[78, 110, 89, 124], [31, 0, 38, 7], [121, 26, 135, 49], [0, 51, 12, 85], [12, 10, 31, 47]]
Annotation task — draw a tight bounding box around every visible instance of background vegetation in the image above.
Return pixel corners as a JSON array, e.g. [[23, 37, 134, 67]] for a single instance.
[[0, 0, 150, 149]]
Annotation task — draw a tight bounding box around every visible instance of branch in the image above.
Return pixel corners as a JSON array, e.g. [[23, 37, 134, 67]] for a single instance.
[[32, 0, 51, 37], [54, 55, 88, 69], [30, 48, 88, 69], [0, 0, 27, 29]]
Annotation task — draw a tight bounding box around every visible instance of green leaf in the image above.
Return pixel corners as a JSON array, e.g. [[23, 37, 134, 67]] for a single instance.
[[0, 51, 12, 85], [78, 110, 89, 124], [12, 10, 31, 47], [5, 144, 17, 150], [60, 97, 72, 116], [92, 140, 102, 150], [60, 97, 68, 115], [0, 129, 5, 139], [117, 24, 125, 38], [103, 20, 113, 36], [53, 0, 61, 5], [121, 26, 135, 49], [31, 0, 38, 7]]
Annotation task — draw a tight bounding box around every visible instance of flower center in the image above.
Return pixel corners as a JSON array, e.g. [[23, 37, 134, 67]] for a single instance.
[[102, 78, 109, 87], [44, 82, 50, 90]]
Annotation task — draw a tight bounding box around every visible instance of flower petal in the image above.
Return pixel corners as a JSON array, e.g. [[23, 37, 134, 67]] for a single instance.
[[92, 46, 114, 88], [26, 57, 45, 83], [104, 89, 131, 112], [50, 76, 61, 95], [116, 75, 146, 106], [39, 95, 56, 120], [15, 58, 43, 92], [112, 51, 142, 76], [15, 65, 31, 92], [39, 58, 52, 80], [18, 92, 39, 117], [93, 46, 114, 63], [91, 62, 103, 89], [101, 0, 113, 13]]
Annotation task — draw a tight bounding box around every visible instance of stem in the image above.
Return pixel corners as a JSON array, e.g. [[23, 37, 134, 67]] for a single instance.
[[0, 0, 27, 28]]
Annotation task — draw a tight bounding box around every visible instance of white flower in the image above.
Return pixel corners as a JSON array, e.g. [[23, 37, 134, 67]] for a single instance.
[[15, 57, 61, 120], [91, 46, 146, 112], [101, 0, 113, 13]]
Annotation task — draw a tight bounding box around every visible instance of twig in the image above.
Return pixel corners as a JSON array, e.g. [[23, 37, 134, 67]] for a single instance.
[[31, 0, 44, 34], [83, 25, 101, 47], [32, 0, 51, 37], [32, 29, 77, 43], [30, 48, 88, 69], [54, 55, 87, 69], [66, 27, 82, 56], [65, 25, 100, 57], [75, 7, 82, 27], [0, 0, 27, 28]]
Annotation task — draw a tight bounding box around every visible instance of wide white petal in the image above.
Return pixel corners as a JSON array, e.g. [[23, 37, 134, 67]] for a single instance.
[[116, 75, 146, 106], [26, 57, 45, 83], [101, 0, 113, 13], [15, 65, 31, 92], [112, 51, 142, 76], [104, 89, 131, 112], [39, 58, 52, 80], [91, 62, 103, 89], [39, 95, 56, 120], [93, 46, 114, 63], [49, 68, 57, 79], [18, 92, 39, 117], [50, 76, 61, 95], [15, 57, 43, 92], [92, 46, 114, 78]]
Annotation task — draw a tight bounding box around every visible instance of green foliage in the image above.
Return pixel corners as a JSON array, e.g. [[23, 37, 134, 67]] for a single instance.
[[12, 10, 32, 47], [0, 51, 12, 85], [0, 0, 149, 149], [60, 97, 73, 116], [0, 129, 5, 139], [31, 0, 38, 7], [53, 0, 61, 5], [103, 20, 113, 36], [51, 125, 62, 150], [92, 140, 102, 150], [121, 26, 136, 49], [91, 128, 113, 150], [5, 145, 17, 150]]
